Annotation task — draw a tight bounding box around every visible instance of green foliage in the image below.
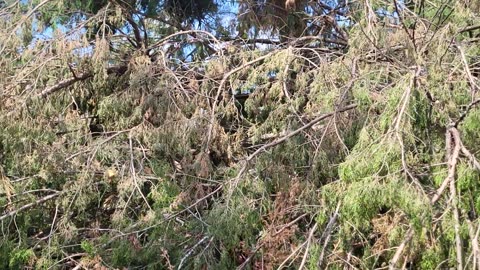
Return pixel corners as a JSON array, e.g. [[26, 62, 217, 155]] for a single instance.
[[0, 240, 15, 269], [207, 197, 263, 250], [9, 248, 35, 269], [150, 180, 180, 210], [110, 239, 139, 267], [339, 138, 402, 182], [420, 249, 440, 269], [2, 0, 480, 268], [163, 0, 218, 23], [461, 108, 480, 151], [81, 240, 97, 256], [341, 179, 429, 230]]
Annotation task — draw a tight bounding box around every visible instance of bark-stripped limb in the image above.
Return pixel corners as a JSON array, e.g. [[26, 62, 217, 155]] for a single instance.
[[448, 127, 464, 270], [457, 44, 480, 97], [431, 127, 461, 204], [467, 220, 480, 270]]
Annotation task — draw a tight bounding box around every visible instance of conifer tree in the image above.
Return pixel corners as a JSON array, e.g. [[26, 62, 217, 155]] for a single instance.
[[1, 0, 480, 269]]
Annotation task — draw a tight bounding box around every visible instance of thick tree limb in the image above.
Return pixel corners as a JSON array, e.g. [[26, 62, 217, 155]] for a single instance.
[[38, 65, 127, 98], [431, 127, 461, 204], [448, 128, 464, 270], [38, 72, 93, 97]]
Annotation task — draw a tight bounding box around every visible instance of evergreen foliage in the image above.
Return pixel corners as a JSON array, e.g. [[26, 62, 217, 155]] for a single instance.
[[1, 0, 480, 269]]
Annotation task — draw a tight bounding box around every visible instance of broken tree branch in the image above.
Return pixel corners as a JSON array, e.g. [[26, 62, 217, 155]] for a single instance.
[[172, 104, 357, 219], [460, 143, 480, 171], [431, 127, 461, 204], [38, 65, 127, 98], [448, 127, 464, 270], [390, 126, 463, 269], [232, 104, 358, 188], [0, 191, 60, 221], [467, 220, 480, 270], [38, 72, 92, 97], [318, 201, 341, 268]]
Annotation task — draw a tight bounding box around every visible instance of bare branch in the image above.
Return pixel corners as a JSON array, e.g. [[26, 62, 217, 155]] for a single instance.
[[178, 235, 212, 270], [318, 201, 341, 268], [467, 220, 480, 270], [38, 65, 127, 98], [460, 144, 480, 171], [0, 192, 60, 221], [391, 127, 463, 269], [456, 43, 480, 98], [431, 127, 461, 204], [38, 72, 92, 97], [298, 222, 318, 270], [389, 228, 415, 270], [449, 127, 464, 270]]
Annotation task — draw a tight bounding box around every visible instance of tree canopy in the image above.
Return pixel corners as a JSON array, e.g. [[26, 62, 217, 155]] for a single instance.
[[1, 0, 480, 269]]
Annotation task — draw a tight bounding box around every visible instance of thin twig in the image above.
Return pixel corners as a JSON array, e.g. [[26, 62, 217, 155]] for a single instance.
[[273, 213, 308, 236], [236, 243, 265, 270], [277, 241, 308, 269]]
